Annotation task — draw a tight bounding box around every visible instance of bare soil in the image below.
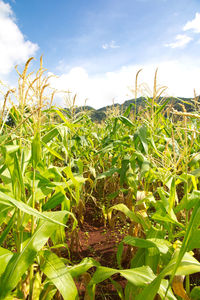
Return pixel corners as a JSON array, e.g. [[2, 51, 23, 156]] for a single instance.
[[63, 203, 130, 299], [56, 201, 200, 299]]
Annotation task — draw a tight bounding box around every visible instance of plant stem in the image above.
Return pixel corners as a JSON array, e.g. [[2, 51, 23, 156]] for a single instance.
[[29, 167, 36, 299], [186, 275, 190, 296], [184, 113, 190, 296], [31, 167, 36, 233]]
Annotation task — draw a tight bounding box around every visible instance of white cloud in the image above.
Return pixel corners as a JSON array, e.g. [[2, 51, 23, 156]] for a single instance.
[[0, 0, 38, 75], [102, 40, 120, 50], [49, 60, 200, 109], [183, 12, 200, 33], [165, 34, 192, 48], [164, 13, 200, 50]]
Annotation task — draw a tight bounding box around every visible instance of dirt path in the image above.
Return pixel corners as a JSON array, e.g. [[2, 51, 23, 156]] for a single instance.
[[63, 204, 130, 299]]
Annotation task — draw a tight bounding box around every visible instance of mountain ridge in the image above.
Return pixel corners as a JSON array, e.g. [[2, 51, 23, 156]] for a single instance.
[[66, 96, 198, 122]]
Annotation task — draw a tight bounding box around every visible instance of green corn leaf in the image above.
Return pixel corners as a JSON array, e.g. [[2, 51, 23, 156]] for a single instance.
[[87, 265, 175, 299], [135, 275, 165, 300], [123, 236, 164, 273], [32, 131, 41, 168], [158, 279, 177, 300], [123, 103, 134, 118], [137, 125, 148, 154], [87, 265, 155, 287], [110, 278, 125, 300], [2, 145, 26, 202], [131, 248, 146, 268], [168, 177, 176, 213], [136, 251, 200, 300], [175, 190, 200, 212], [67, 257, 100, 278], [0, 211, 70, 299], [39, 285, 57, 300], [152, 213, 184, 228], [165, 199, 200, 295], [191, 286, 200, 299], [108, 203, 139, 223], [0, 190, 76, 227], [118, 116, 134, 128], [123, 236, 171, 255], [155, 98, 170, 116], [0, 204, 11, 227], [54, 110, 79, 132], [0, 212, 15, 246], [41, 140, 64, 161], [42, 126, 59, 144], [123, 235, 158, 249], [0, 247, 13, 278], [96, 168, 119, 180], [1, 145, 19, 156], [40, 251, 78, 300], [163, 251, 200, 277], [120, 267, 155, 286], [187, 229, 200, 250], [108, 203, 150, 231], [116, 241, 124, 268], [42, 191, 66, 211], [191, 168, 200, 177], [20, 148, 31, 176]]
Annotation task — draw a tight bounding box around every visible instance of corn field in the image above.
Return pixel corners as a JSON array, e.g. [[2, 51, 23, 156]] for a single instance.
[[0, 58, 200, 299]]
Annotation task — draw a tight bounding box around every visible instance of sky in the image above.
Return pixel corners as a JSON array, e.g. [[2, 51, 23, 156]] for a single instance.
[[1, 0, 200, 108]]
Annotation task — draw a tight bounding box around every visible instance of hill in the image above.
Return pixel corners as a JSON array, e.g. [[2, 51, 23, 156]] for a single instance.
[[64, 95, 199, 122]]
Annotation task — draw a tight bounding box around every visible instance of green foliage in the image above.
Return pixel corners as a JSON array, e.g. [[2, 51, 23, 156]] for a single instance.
[[0, 57, 200, 299]]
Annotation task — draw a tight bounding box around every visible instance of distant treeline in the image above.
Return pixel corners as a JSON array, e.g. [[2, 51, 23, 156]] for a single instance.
[[5, 96, 199, 128], [63, 96, 199, 122]]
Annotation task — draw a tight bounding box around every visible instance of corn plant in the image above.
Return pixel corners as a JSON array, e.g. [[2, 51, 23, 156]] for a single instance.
[[0, 59, 200, 299]]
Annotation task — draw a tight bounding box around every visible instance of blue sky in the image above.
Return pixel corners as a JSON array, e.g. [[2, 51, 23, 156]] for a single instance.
[[1, 0, 200, 108]]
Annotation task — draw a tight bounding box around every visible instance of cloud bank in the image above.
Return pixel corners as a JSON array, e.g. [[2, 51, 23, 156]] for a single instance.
[[50, 60, 200, 109], [165, 12, 200, 49], [183, 12, 200, 33], [0, 0, 38, 75], [102, 40, 120, 50], [165, 34, 192, 48]]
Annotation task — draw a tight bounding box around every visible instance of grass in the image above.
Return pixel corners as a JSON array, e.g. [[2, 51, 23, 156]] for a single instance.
[[0, 57, 200, 299]]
